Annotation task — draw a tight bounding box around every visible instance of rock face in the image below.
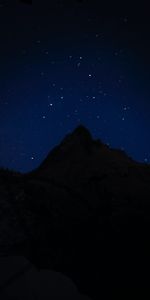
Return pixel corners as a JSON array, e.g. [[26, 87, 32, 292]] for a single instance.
[[0, 256, 91, 299], [0, 125, 150, 299]]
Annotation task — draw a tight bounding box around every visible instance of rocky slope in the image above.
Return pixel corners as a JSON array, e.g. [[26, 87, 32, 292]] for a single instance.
[[0, 125, 150, 299]]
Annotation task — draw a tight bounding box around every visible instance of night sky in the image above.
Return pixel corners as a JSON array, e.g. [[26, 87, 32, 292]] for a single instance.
[[0, 0, 150, 173]]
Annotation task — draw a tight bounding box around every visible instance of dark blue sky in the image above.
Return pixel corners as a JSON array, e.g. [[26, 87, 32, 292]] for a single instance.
[[0, 0, 150, 173]]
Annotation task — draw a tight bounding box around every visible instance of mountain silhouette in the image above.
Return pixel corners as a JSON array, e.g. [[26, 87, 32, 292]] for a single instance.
[[0, 125, 150, 299]]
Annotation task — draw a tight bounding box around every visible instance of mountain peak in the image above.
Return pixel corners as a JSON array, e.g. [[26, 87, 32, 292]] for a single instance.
[[61, 125, 93, 147], [32, 124, 136, 177], [69, 124, 92, 140]]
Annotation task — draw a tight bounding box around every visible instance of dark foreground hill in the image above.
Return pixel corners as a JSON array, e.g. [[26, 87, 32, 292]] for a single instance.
[[0, 125, 150, 299]]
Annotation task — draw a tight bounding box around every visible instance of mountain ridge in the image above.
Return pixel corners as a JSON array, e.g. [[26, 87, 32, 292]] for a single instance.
[[27, 125, 148, 190]]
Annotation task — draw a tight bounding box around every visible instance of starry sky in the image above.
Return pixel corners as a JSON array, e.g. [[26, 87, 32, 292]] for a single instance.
[[0, 0, 150, 173]]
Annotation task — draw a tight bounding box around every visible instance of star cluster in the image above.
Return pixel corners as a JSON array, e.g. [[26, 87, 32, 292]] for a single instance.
[[0, 1, 150, 172]]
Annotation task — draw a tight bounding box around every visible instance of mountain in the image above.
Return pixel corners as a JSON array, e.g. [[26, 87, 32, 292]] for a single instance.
[[0, 125, 150, 299]]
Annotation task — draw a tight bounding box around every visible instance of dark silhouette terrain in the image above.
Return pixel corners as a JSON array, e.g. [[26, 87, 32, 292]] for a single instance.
[[0, 125, 150, 299], [20, 0, 32, 4]]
